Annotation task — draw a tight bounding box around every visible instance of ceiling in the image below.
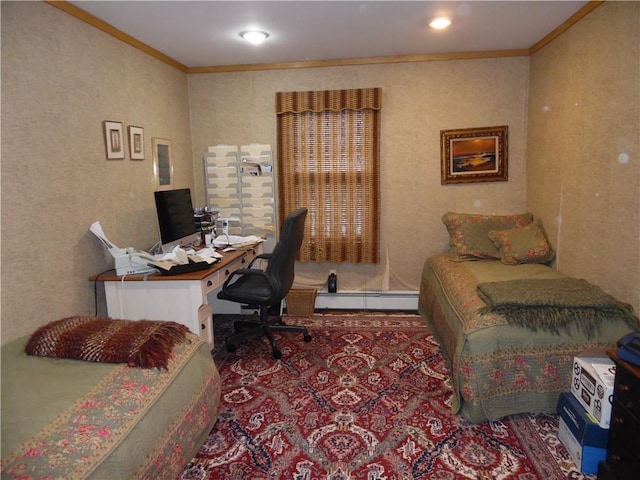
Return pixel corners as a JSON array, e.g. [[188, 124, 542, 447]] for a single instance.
[[65, 1, 592, 71]]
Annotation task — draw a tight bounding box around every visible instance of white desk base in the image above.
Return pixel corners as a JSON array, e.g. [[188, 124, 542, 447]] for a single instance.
[[99, 245, 263, 347]]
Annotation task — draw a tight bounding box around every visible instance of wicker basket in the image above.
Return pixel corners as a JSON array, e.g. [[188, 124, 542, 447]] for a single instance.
[[286, 287, 317, 316]]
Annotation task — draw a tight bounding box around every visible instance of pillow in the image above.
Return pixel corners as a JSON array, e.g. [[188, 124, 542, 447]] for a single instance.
[[442, 211, 534, 261], [488, 220, 555, 265], [25, 316, 190, 370]]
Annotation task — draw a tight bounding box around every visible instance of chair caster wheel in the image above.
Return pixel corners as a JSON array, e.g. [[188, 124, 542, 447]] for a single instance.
[[226, 344, 236, 352], [304, 334, 312, 342], [272, 349, 282, 359]]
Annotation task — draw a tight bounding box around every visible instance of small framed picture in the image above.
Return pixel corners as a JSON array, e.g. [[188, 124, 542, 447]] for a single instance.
[[128, 125, 145, 160], [441, 125, 508, 184], [152, 137, 173, 190], [103, 121, 124, 160]]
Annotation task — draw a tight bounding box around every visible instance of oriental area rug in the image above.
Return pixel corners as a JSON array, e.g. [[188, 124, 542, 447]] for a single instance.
[[180, 313, 596, 480]]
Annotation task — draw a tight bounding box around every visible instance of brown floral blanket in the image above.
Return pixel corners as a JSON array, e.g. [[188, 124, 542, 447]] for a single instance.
[[25, 316, 190, 369], [477, 277, 639, 336]]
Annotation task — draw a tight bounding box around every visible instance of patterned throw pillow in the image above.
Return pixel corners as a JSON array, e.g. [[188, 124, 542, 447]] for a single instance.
[[442, 211, 534, 261], [488, 220, 555, 265], [25, 316, 190, 369]]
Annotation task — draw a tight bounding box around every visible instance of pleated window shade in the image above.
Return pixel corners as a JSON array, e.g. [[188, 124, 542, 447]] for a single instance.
[[276, 88, 381, 263]]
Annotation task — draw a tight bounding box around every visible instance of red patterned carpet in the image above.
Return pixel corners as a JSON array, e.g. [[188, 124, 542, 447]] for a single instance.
[[180, 314, 596, 480]]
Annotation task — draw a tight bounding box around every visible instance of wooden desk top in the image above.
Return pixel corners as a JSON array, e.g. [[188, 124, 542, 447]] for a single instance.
[[90, 245, 262, 283]]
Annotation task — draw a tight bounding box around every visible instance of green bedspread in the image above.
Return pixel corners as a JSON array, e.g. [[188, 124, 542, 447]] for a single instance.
[[1, 332, 220, 479], [418, 253, 639, 423]]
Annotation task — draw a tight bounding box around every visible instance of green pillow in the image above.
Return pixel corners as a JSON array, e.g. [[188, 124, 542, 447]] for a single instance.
[[488, 220, 555, 265], [442, 211, 534, 261]]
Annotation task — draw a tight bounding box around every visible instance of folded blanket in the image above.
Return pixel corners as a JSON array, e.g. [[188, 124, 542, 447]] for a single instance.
[[477, 278, 639, 336], [25, 316, 190, 369]]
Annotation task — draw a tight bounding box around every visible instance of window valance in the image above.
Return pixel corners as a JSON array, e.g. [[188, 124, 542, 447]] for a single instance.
[[275, 88, 382, 114]]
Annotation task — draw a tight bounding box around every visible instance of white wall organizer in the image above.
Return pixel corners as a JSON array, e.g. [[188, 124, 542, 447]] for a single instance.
[[204, 144, 276, 242]]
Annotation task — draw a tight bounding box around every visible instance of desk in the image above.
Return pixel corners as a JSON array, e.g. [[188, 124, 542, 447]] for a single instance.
[[91, 244, 263, 347]]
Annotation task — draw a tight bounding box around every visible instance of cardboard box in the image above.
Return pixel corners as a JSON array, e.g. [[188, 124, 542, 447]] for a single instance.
[[558, 417, 607, 475], [570, 355, 616, 428], [556, 392, 609, 449]]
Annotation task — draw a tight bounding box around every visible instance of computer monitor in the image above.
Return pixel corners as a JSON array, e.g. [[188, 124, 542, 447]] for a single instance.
[[154, 188, 201, 253]]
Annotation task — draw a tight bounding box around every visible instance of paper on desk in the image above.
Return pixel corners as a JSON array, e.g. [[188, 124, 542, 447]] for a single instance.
[[158, 247, 196, 264], [154, 246, 220, 267], [212, 235, 265, 248], [191, 247, 223, 262]]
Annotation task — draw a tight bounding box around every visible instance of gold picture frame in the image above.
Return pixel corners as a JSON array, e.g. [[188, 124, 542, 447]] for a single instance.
[[103, 120, 124, 160], [441, 125, 508, 184], [128, 125, 145, 160]]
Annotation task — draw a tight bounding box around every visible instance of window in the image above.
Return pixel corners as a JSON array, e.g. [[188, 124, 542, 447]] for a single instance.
[[276, 88, 381, 263]]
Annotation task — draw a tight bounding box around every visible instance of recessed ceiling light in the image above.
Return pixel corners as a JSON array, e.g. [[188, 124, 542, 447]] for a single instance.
[[429, 17, 452, 30], [239, 30, 269, 45]]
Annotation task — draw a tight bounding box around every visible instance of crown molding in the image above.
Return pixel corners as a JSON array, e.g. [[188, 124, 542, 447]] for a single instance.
[[187, 49, 530, 74], [528, 1, 604, 55], [45, 1, 189, 73]]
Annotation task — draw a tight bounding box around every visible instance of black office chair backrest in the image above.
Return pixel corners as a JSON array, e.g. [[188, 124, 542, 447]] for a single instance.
[[265, 208, 308, 302]]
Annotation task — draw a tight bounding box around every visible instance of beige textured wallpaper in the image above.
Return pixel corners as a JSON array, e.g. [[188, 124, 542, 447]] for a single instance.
[[188, 57, 530, 292], [527, 1, 640, 313], [4, 1, 634, 345], [1, 2, 193, 343]]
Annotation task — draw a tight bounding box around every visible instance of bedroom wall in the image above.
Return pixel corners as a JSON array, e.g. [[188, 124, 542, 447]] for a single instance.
[[188, 57, 530, 293], [527, 1, 640, 313], [1, 1, 193, 343], [5, 2, 631, 345]]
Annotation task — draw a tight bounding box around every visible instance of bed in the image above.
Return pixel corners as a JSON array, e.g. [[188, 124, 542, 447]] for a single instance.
[[418, 212, 639, 423], [1, 317, 221, 479]]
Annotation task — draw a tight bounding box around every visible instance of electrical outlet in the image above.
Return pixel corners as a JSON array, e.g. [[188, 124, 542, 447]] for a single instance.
[[329, 269, 337, 275]]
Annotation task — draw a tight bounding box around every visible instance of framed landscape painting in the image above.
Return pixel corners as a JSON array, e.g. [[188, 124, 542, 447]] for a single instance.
[[441, 125, 508, 184]]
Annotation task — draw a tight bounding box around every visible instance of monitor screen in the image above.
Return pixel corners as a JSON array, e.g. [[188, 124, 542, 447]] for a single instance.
[[154, 188, 200, 252]]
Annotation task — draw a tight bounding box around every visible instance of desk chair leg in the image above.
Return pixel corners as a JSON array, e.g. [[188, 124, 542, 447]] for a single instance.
[[225, 306, 312, 359], [264, 328, 282, 359], [270, 324, 312, 341], [233, 319, 261, 331]]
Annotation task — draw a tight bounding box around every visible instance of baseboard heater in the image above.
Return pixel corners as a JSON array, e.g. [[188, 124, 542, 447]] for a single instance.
[[313, 290, 419, 311]]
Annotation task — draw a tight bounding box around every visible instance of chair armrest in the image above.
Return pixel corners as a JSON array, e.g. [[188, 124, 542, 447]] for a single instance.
[[220, 267, 270, 291], [230, 268, 262, 276], [247, 252, 271, 268]]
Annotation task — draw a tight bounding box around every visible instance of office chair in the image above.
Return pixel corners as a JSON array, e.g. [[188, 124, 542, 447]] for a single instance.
[[217, 208, 312, 359]]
